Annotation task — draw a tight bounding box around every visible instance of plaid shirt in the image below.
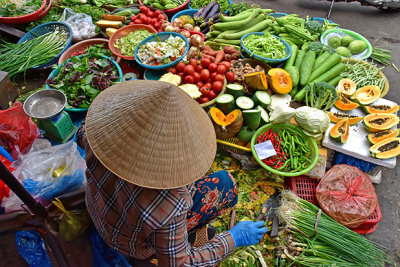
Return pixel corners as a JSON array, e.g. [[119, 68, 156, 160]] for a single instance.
[[77, 123, 235, 266]]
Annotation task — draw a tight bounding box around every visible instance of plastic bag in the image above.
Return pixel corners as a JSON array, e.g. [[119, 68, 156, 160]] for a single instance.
[[0, 102, 41, 159], [12, 141, 86, 201], [316, 164, 378, 228], [15, 230, 52, 267], [62, 8, 96, 42]]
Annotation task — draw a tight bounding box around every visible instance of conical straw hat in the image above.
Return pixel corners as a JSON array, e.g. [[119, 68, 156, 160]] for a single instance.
[[85, 80, 216, 189]]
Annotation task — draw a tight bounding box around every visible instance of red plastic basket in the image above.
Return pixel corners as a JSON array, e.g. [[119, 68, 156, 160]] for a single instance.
[[138, 0, 190, 17], [287, 175, 382, 234], [0, 0, 47, 24]]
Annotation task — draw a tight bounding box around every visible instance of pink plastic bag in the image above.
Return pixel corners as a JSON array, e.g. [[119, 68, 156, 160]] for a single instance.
[[316, 164, 377, 228], [0, 102, 40, 158]]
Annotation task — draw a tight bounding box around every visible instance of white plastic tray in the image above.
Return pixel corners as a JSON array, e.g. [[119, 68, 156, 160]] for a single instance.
[[322, 98, 397, 168]]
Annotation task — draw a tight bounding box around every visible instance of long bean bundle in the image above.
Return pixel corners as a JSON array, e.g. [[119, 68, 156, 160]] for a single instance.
[[0, 28, 68, 77], [341, 60, 386, 90], [279, 190, 394, 266]]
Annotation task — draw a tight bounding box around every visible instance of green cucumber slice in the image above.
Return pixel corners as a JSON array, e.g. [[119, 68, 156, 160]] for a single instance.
[[243, 109, 261, 130], [236, 96, 254, 110], [256, 105, 269, 125], [216, 94, 235, 114], [252, 91, 271, 109], [227, 83, 244, 98]]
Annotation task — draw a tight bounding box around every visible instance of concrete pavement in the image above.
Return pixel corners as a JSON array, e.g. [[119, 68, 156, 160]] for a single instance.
[[248, 0, 400, 261]]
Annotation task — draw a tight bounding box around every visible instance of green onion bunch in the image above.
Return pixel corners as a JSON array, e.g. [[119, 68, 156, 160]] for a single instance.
[[0, 28, 68, 77], [371, 44, 392, 66], [279, 190, 394, 266]]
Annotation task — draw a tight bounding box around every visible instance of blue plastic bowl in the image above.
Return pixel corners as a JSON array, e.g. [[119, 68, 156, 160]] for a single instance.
[[18, 22, 73, 69], [240, 32, 292, 64], [171, 9, 198, 23], [188, 0, 232, 11], [269, 12, 288, 18], [46, 55, 123, 112], [134, 32, 189, 70], [307, 17, 336, 25]]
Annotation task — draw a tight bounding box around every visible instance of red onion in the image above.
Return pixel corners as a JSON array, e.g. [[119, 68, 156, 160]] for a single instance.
[[181, 30, 191, 39], [190, 34, 203, 47]]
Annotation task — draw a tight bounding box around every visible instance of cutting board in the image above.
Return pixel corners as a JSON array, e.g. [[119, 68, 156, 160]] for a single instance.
[[322, 98, 397, 168]]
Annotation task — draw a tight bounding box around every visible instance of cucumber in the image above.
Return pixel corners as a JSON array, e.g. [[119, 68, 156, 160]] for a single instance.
[[327, 75, 343, 87], [311, 63, 346, 83], [289, 86, 298, 98], [252, 91, 271, 109], [243, 109, 261, 130], [285, 66, 299, 87], [114, 9, 132, 16], [284, 44, 298, 69], [237, 126, 256, 143], [313, 51, 330, 71], [299, 50, 316, 86], [213, 9, 260, 31], [227, 84, 244, 98], [221, 14, 266, 39], [256, 105, 269, 125], [308, 53, 341, 83], [236, 96, 254, 110], [223, 19, 272, 40], [294, 50, 305, 70], [216, 94, 235, 114]]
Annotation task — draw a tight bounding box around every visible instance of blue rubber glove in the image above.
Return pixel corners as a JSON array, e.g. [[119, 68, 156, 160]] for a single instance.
[[228, 221, 268, 248]]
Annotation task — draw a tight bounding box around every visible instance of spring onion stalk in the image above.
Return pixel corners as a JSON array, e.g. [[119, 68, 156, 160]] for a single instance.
[[279, 190, 394, 267], [0, 28, 68, 77], [371, 45, 392, 66], [341, 61, 386, 89]]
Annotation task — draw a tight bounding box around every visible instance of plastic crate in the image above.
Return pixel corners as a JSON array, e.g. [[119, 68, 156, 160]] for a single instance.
[[287, 175, 381, 234]]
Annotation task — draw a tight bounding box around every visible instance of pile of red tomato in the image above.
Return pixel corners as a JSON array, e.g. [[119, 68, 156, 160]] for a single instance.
[[167, 57, 235, 104], [129, 6, 166, 32]]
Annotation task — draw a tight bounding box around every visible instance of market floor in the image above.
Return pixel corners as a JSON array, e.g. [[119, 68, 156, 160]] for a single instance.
[[251, 0, 400, 263]]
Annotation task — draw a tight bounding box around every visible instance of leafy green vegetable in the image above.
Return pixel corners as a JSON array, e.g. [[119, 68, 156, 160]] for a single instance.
[[114, 29, 153, 57], [226, 1, 260, 16], [294, 106, 330, 134], [304, 82, 339, 111], [190, 0, 230, 12], [0, 0, 42, 17], [243, 33, 286, 59], [92, 0, 134, 7]]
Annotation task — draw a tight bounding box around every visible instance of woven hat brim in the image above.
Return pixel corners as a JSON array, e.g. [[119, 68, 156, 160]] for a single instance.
[[85, 80, 216, 189]]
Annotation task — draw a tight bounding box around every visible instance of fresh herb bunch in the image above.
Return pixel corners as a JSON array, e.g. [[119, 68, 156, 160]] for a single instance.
[[226, 1, 260, 16], [190, 0, 231, 12], [0, 0, 42, 17], [47, 45, 119, 108]]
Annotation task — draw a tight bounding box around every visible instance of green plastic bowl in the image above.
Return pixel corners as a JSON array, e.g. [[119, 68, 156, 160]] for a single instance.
[[320, 29, 372, 60], [251, 123, 319, 177]]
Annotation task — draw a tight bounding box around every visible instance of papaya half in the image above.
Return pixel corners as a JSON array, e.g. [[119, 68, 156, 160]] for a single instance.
[[329, 118, 349, 143], [370, 137, 400, 159], [367, 129, 400, 145], [363, 113, 399, 133], [363, 104, 399, 114], [337, 78, 356, 96], [351, 85, 381, 105], [328, 111, 362, 125], [334, 94, 359, 111]]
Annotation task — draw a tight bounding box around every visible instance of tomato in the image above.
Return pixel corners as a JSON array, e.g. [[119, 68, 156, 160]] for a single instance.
[[154, 10, 161, 16], [210, 72, 217, 81], [195, 65, 203, 73], [183, 65, 195, 75], [154, 22, 161, 29], [212, 81, 223, 93], [158, 14, 165, 20], [196, 81, 204, 88], [200, 97, 210, 104], [147, 11, 154, 18], [200, 58, 211, 68], [215, 74, 225, 82], [217, 65, 227, 74], [199, 86, 210, 97], [184, 75, 195, 84], [220, 61, 231, 70], [177, 72, 185, 79], [140, 15, 149, 24], [134, 19, 143, 24], [208, 63, 218, 73], [157, 29, 162, 33], [204, 82, 212, 90], [129, 22, 135, 25], [189, 58, 197, 68], [200, 69, 210, 81], [131, 15, 137, 20], [168, 67, 177, 74], [193, 72, 201, 83], [151, 18, 158, 25], [208, 90, 218, 100], [176, 62, 185, 73], [225, 71, 235, 83], [139, 6, 149, 14]]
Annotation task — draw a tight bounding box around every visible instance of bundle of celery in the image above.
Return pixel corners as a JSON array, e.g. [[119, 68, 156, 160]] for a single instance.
[[279, 190, 394, 266]]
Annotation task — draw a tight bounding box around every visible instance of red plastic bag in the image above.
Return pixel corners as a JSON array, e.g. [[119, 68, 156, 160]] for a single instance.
[[0, 102, 40, 158], [316, 164, 377, 228], [0, 154, 13, 203]]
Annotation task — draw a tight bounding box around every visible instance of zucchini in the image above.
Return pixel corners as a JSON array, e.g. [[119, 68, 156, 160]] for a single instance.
[[313, 51, 330, 71], [327, 75, 343, 87], [227, 84, 244, 98], [236, 96, 255, 110], [294, 50, 305, 70], [285, 66, 299, 87], [213, 38, 241, 45], [252, 90, 271, 109], [213, 9, 260, 31], [256, 105, 270, 125], [289, 86, 298, 97], [114, 9, 132, 16], [219, 9, 257, 22], [216, 94, 235, 114], [311, 63, 346, 83], [284, 44, 298, 69], [308, 53, 341, 83], [299, 50, 316, 86], [243, 109, 261, 130], [223, 19, 272, 40]]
